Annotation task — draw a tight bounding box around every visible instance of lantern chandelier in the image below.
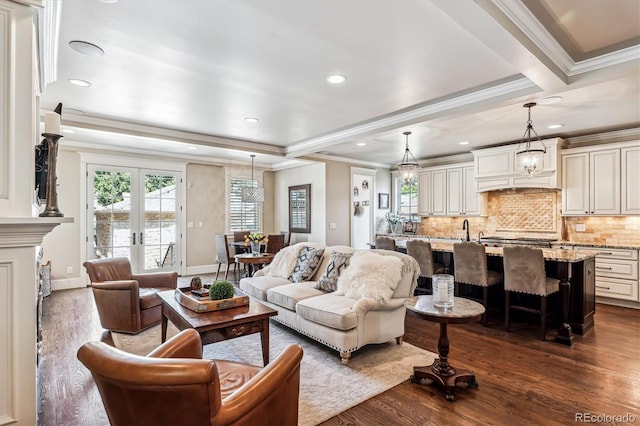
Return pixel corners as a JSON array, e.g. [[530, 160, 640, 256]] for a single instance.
[[241, 154, 264, 202], [398, 131, 419, 183], [515, 102, 546, 177]]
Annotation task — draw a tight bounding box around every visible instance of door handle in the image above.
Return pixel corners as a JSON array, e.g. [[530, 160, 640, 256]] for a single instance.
[[140, 232, 144, 245], [132, 233, 136, 245]]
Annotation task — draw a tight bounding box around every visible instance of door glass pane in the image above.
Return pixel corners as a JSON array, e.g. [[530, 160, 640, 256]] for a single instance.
[[91, 171, 132, 260], [143, 174, 177, 270]]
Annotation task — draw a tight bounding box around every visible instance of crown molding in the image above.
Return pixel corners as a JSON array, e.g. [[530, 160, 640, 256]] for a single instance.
[[566, 128, 640, 147], [285, 75, 539, 158], [491, 0, 640, 78]]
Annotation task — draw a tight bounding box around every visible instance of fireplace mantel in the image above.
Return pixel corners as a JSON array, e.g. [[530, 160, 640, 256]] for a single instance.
[[0, 217, 73, 248]]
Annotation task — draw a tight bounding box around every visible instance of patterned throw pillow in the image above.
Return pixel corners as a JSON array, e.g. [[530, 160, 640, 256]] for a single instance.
[[314, 251, 352, 292], [289, 246, 325, 283]]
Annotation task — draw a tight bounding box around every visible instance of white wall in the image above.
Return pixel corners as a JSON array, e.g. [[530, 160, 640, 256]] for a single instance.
[[274, 162, 326, 244]]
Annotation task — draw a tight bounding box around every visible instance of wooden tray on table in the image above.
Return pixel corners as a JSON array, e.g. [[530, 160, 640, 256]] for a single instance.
[[174, 286, 249, 313]]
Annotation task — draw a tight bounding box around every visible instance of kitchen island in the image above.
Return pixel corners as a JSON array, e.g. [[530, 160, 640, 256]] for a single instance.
[[388, 239, 598, 344]]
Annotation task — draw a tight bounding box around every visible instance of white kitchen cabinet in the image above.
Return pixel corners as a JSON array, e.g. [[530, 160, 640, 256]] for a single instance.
[[621, 146, 640, 214], [575, 246, 639, 303], [562, 148, 620, 215], [446, 165, 482, 216], [417, 169, 446, 216]]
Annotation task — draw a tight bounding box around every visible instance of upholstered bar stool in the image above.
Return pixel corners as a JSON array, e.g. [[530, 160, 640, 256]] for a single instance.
[[375, 236, 397, 251], [453, 242, 503, 326], [406, 239, 445, 295], [503, 246, 560, 341]]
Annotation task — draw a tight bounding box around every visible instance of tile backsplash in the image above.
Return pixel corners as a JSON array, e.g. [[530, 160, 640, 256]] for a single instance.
[[416, 189, 639, 246]]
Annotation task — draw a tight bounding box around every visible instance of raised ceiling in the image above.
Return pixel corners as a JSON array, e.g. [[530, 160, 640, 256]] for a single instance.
[[40, 0, 640, 169]]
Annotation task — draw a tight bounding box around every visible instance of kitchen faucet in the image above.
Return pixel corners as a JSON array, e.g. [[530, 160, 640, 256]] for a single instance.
[[477, 230, 484, 243], [462, 219, 470, 242]]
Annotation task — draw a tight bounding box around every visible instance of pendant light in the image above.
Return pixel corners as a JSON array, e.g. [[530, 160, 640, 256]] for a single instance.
[[515, 102, 546, 177], [241, 154, 264, 202], [398, 131, 418, 183]]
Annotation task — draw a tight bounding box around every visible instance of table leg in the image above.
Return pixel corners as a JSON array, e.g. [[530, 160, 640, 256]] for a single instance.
[[161, 312, 168, 343], [261, 318, 270, 366], [411, 323, 477, 401], [554, 264, 574, 346]]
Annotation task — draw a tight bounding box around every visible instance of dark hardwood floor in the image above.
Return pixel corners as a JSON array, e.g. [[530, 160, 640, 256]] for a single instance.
[[38, 280, 640, 425]]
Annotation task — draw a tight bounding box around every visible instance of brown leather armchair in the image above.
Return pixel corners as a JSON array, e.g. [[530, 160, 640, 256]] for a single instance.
[[83, 257, 178, 334], [77, 329, 303, 426]]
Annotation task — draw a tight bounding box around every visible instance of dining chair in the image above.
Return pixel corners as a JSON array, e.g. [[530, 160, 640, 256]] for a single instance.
[[406, 239, 445, 295], [280, 230, 291, 247], [375, 236, 397, 251], [503, 246, 560, 340], [266, 234, 286, 254], [215, 234, 237, 280], [452, 242, 503, 326]]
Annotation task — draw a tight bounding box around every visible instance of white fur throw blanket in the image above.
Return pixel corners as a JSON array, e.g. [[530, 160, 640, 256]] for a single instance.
[[335, 251, 402, 303], [260, 245, 304, 279]]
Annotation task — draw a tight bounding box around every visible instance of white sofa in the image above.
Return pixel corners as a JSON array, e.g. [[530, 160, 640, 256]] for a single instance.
[[239, 242, 419, 364]]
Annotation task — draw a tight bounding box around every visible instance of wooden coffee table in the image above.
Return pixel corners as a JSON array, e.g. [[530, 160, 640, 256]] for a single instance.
[[157, 290, 277, 366], [405, 295, 485, 401]]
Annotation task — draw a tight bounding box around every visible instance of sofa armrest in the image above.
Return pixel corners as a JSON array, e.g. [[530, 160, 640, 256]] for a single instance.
[[91, 280, 139, 291], [133, 271, 178, 289], [353, 297, 406, 314]]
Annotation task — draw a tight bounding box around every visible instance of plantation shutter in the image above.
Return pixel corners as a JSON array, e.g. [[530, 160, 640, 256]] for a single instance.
[[229, 177, 260, 231]]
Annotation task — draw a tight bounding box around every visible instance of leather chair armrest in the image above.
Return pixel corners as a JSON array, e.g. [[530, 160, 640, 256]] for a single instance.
[[148, 329, 203, 359], [133, 271, 178, 289], [212, 343, 303, 425], [91, 280, 139, 291]]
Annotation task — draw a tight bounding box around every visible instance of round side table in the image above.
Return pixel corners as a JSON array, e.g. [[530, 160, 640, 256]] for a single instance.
[[405, 295, 485, 401], [234, 253, 274, 277]]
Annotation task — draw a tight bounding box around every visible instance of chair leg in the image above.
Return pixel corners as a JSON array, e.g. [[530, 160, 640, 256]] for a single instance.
[[504, 291, 510, 332], [482, 286, 489, 326], [215, 263, 221, 281], [224, 263, 230, 280], [540, 295, 547, 341]]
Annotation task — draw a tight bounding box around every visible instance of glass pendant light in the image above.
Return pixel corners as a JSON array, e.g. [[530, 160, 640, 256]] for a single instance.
[[241, 154, 264, 202], [398, 131, 418, 183], [515, 102, 546, 177]]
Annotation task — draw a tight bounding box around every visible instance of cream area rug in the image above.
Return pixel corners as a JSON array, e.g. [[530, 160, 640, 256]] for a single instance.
[[112, 320, 437, 426]]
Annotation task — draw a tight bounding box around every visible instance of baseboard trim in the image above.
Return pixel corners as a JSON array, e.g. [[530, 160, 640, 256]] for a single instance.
[[52, 277, 85, 291], [185, 264, 219, 276]]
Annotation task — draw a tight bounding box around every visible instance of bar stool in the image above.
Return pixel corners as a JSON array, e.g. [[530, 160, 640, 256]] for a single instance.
[[406, 239, 445, 295], [503, 246, 560, 341], [375, 236, 397, 251], [453, 242, 503, 326]]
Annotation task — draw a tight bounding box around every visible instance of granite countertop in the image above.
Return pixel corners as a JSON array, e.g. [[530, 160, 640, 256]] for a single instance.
[[554, 241, 640, 250], [394, 239, 598, 262]]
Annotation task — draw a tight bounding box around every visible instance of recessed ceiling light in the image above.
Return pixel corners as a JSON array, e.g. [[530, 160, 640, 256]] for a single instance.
[[356, 142, 366, 146], [547, 124, 564, 129], [244, 117, 259, 123], [539, 96, 563, 105], [69, 40, 105, 57], [459, 141, 470, 145], [327, 74, 347, 84], [68, 78, 91, 87]]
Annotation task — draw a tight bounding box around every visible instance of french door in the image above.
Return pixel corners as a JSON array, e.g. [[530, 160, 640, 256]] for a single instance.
[[87, 165, 181, 274]]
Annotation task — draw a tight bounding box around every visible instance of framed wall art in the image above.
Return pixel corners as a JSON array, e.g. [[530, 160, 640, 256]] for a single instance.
[[378, 192, 389, 209]]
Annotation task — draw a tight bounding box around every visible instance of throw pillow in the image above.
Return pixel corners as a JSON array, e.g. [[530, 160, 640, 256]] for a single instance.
[[335, 251, 402, 303], [289, 246, 325, 283], [314, 251, 352, 292], [261, 245, 303, 279]]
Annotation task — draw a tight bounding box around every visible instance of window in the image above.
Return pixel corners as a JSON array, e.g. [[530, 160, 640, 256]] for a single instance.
[[229, 177, 261, 231], [394, 177, 418, 221]]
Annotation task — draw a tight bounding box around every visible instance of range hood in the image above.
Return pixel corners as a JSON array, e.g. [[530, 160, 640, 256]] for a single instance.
[[472, 138, 565, 192]]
